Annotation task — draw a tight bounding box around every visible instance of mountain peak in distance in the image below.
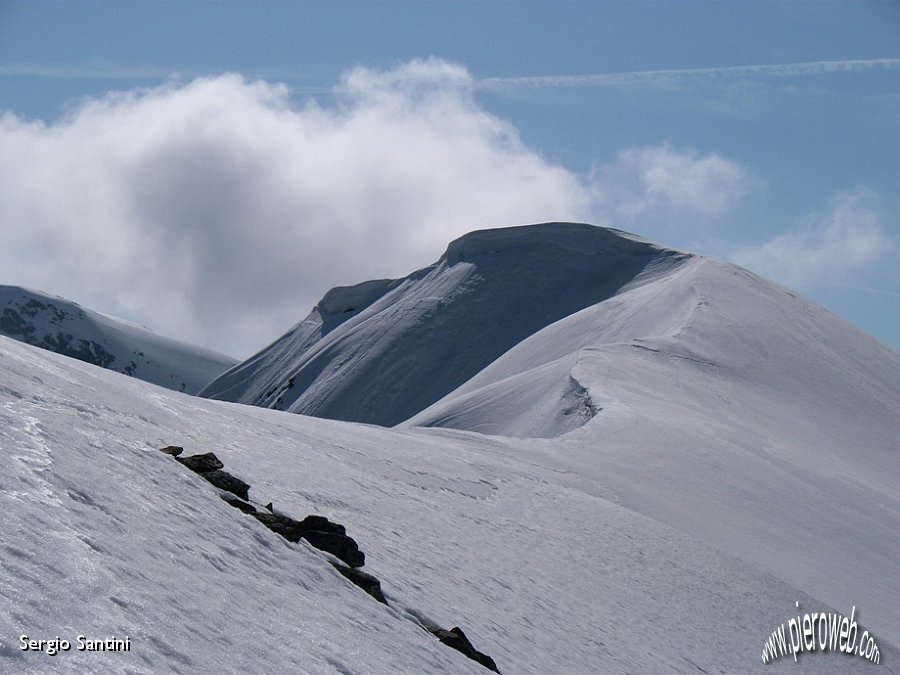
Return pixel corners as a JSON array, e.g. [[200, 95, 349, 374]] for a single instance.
[[200, 222, 689, 428], [0, 285, 237, 393]]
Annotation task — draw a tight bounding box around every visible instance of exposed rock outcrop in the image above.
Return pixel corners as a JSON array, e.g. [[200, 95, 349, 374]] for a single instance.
[[169, 449, 368, 569], [332, 563, 387, 604], [177, 452, 224, 473], [160, 444, 500, 672], [222, 495, 257, 514], [301, 530, 364, 568], [202, 469, 251, 501], [250, 511, 364, 567], [175, 451, 249, 500], [427, 625, 500, 673]]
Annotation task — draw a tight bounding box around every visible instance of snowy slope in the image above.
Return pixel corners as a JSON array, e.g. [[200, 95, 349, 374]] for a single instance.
[[407, 252, 900, 438], [2, 336, 897, 673], [0, 285, 237, 393], [200, 223, 687, 426], [404, 250, 900, 644], [3, 221, 900, 673]]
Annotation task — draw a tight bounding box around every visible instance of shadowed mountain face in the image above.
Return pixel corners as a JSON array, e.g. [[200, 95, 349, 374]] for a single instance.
[[0, 285, 237, 393], [1, 293, 116, 367], [200, 223, 687, 427]]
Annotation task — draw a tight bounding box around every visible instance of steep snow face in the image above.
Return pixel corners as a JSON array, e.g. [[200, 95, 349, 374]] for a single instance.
[[200, 223, 687, 426], [405, 251, 698, 437], [0, 286, 237, 393], [3, 337, 898, 673], [407, 253, 900, 440]]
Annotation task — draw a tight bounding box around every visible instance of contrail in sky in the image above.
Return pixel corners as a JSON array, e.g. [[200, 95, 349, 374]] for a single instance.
[[4, 57, 898, 95], [0, 62, 175, 80], [477, 58, 900, 91]]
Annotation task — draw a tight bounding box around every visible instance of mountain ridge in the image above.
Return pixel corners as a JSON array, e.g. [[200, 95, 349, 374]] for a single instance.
[[0, 284, 237, 393], [200, 222, 688, 428]]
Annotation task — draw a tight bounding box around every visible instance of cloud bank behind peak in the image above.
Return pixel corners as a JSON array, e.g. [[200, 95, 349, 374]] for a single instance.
[[3, 58, 878, 357]]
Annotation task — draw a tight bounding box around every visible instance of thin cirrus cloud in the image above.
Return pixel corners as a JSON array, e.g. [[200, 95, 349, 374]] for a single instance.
[[0, 56, 845, 358], [477, 58, 900, 92], [0, 62, 179, 80]]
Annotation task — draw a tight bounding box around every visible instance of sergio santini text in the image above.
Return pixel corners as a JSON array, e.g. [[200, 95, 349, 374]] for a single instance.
[[20, 634, 131, 655]]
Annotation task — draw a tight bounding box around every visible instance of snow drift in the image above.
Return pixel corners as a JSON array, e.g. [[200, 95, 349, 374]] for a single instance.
[[0, 285, 237, 393]]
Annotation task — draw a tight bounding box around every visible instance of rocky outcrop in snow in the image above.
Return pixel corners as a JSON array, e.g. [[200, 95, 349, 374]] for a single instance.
[[427, 626, 500, 673], [251, 511, 365, 568], [161, 445, 500, 672]]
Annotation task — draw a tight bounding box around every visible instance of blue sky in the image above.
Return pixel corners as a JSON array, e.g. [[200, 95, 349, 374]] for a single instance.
[[1, 1, 898, 357]]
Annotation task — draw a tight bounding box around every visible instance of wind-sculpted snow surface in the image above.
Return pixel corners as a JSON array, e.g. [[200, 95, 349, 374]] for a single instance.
[[3, 336, 898, 673], [200, 223, 687, 427], [0, 285, 237, 393]]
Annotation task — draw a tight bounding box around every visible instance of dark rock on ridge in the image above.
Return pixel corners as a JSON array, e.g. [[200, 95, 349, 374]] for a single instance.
[[159, 444, 499, 672], [202, 469, 250, 501], [301, 530, 364, 568], [175, 451, 249, 500], [249, 511, 363, 567], [161, 446, 364, 567], [177, 452, 224, 473], [427, 625, 500, 673], [296, 514, 346, 535], [251, 511, 312, 541], [332, 563, 387, 604], [223, 496, 258, 514]]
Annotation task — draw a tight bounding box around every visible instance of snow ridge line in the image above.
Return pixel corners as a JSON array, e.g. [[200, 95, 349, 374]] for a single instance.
[[157, 444, 501, 673]]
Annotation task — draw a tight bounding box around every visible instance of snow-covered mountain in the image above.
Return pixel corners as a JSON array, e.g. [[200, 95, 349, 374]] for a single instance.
[[2, 222, 899, 673], [2, 335, 898, 673], [0, 285, 237, 393], [200, 223, 687, 427]]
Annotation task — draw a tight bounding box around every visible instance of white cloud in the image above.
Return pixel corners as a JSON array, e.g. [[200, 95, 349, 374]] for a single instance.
[[0, 60, 589, 357], [589, 144, 751, 220], [0, 58, 758, 359], [731, 190, 894, 287]]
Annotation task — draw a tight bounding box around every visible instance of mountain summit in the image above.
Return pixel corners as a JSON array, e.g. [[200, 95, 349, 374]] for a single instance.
[[201, 222, 900, 448], [200, 222, 687, 429]]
